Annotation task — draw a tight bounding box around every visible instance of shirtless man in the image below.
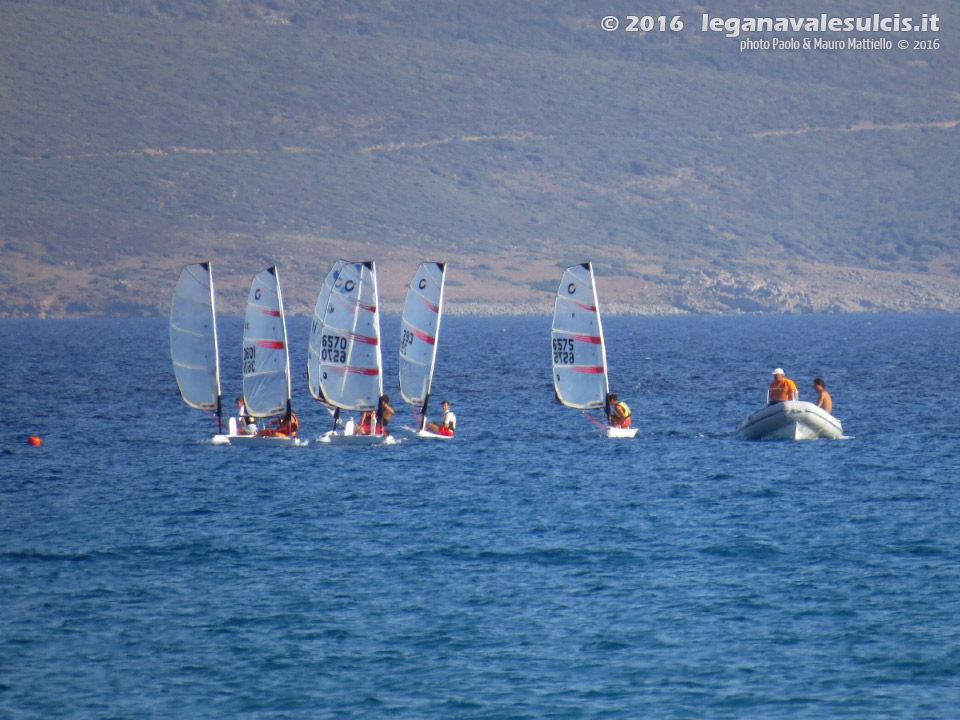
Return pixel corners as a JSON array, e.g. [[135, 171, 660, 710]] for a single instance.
[[813, 378, 833, 413]]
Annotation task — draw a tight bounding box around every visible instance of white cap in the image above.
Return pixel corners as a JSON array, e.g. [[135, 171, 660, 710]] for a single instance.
[[771, 368, 784, 375]]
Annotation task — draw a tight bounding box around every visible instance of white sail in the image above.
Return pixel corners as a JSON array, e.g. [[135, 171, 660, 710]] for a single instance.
[[307, 260, 382, 411], [307, 259, 345, 402], [170, 262, 222, 416], [399, 262, 446, 422], [242, 266, 292, 418], [551, 262, 609, 410]]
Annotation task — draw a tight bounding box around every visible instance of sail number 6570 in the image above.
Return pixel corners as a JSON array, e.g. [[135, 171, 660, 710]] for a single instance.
[[321, 334, 348, 363]]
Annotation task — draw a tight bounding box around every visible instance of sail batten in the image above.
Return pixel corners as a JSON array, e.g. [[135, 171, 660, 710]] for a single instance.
[[551, 262, 609, 410]]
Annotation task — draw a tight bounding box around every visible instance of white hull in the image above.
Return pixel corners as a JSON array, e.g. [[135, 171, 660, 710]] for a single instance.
[[317, 430, 397, 446], [218, 418, 305, 445], [735, 401, 842, 441], [587, 426, 638, 439], [402, 426, 453, 440], [226, 433, 307, 447]]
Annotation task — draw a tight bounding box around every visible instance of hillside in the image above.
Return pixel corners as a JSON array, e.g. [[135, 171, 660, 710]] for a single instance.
[[1, 0, 958, 317]]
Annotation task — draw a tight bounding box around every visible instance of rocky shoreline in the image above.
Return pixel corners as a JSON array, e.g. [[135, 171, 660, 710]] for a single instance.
[[2, 256, 958, 319]]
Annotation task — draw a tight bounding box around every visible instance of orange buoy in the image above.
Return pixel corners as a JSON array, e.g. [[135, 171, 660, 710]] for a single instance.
[[28, 436, 42, 447]]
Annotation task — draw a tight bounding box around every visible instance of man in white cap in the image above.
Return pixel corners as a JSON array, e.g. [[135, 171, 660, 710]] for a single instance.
[[768, 368, 798, 404]]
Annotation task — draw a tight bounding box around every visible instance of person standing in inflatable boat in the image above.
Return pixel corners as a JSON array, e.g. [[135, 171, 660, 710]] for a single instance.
[[768, 368, 798, 404]]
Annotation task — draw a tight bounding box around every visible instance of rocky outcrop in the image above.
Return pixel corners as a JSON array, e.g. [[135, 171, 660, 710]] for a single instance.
[[2, 252, 959, 318], [661, 267, 960, 315]]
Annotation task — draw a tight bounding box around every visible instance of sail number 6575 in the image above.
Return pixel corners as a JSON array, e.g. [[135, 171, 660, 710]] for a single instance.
[[553, 337, 575, 364]]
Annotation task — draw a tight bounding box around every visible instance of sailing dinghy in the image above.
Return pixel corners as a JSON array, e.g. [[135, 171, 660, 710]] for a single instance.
[[551, 262, 637, 438], [170, 262, 230, 444], [399, 262, 452, 439], [230, 266, 305, 446], [308, 260, 396, 445]]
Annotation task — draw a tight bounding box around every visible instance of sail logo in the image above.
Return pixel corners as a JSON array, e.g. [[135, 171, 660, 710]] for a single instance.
[[255, 288, 262, 300], [419, 278, 429, 290], [567, 283, 578, 294]]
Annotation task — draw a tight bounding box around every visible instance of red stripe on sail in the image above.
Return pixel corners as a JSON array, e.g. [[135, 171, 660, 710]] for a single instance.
[[572, 334, 602, 344], [346, 332, 378, 345], [257, 308, 282, 317], [333, 295, 356, 314], [347, 367, 380, 375], [332, 295, 376, 314], [573, 366, 605, 374], [412, 329, 435, 345], [572, 301, 597, 312], [419, 297, 440, 313], [254, 340, 285, 349]]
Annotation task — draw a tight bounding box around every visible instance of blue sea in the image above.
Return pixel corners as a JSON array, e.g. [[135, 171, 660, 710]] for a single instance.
[[2, 313, 959, 719]]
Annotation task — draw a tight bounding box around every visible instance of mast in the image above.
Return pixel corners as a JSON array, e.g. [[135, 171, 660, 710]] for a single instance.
[[207, 261, 223, 433], [421, 262, 445, 429], [585, 262, 610, 416], [271, 265, 293, 412], [368, 260, 383, 401], [368, 260, 382, 436], [420, 397, 430, 431]]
